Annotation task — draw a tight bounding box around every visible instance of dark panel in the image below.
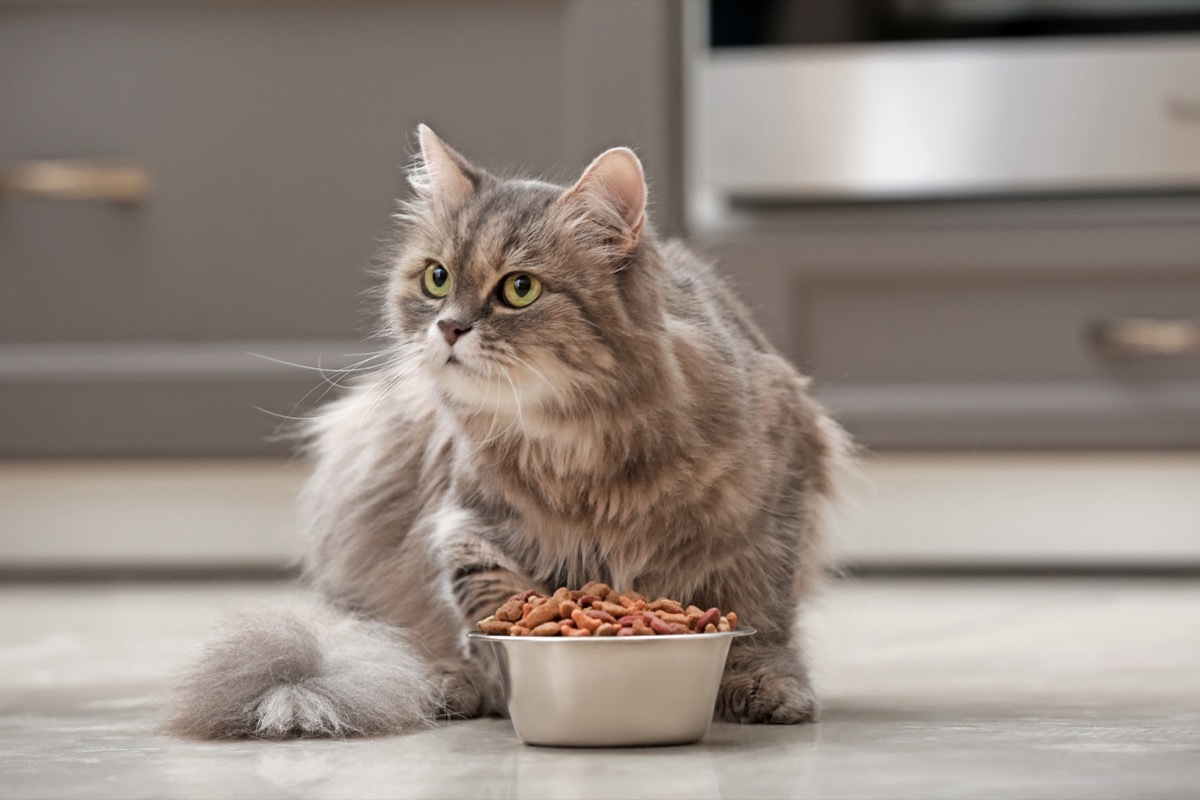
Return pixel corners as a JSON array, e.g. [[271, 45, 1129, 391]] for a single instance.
[[0, 0, 682, 456], [816, 380, 1200, 450], [0, 376, 330, 458], [0, 1, 569, 344], [805, 276, 1200, 384]]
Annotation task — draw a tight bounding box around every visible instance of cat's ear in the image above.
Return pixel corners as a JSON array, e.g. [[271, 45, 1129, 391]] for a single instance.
[[409, 124, 481, 203], [560, 147, 647, 252]]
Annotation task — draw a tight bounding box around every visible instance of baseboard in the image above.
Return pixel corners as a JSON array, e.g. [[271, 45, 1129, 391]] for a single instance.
[[0, 459, 306, 568], [3, 453, 1198, 570], [828, 452, 1200, 567]]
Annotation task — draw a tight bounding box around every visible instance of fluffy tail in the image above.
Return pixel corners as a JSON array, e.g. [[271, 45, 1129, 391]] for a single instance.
[[169, 605, 440, 739]]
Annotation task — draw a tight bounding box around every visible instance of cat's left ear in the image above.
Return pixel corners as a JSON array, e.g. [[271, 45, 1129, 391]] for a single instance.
[[560, 147, 647, 252]]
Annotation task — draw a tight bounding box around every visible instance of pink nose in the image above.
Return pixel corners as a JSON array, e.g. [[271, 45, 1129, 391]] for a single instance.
[[437, 319, 471, 346]]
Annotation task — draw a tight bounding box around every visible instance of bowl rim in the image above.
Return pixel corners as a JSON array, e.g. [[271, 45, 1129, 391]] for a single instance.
[[467, 626, 756, 643]]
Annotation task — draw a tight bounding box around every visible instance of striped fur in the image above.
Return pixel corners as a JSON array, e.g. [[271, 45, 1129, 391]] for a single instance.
[[169, 128, 849, 738]]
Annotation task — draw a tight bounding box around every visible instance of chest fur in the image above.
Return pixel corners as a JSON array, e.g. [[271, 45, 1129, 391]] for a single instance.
[[460, 430, 762, 596]]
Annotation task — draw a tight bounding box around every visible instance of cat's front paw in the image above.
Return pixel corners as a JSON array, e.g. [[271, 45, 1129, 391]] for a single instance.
[[435, 669, 484, 720], [435, 657, 506, 719], [716, 669, 818, 724]]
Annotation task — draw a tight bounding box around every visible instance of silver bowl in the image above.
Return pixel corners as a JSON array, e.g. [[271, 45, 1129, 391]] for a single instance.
[[468, 627, 755, 747]]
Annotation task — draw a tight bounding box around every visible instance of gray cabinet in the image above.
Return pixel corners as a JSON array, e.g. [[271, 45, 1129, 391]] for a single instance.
[[0, 0, 682, 456], [697, 199, 1200, 449], [11, 1, 1194, 457]]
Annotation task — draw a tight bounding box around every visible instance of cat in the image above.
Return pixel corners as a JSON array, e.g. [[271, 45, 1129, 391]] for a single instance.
[[170, 125, 849, 738]]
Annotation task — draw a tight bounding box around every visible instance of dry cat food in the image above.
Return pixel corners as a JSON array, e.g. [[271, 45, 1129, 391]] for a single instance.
[[475, 581, 738, 637]]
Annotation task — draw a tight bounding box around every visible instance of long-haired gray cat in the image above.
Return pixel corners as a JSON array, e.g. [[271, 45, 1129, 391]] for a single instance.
[[171, 126, 848, 738]]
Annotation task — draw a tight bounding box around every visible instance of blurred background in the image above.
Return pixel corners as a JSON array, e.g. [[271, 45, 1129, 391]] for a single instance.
[[2, 0, 1199, 577]]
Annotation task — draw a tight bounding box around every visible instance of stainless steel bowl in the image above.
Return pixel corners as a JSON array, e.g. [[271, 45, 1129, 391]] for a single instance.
[[468, 628, 755, 747]]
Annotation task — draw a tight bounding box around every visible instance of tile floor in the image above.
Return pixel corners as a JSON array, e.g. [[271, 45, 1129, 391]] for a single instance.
[[1, 578, 1198, 799]]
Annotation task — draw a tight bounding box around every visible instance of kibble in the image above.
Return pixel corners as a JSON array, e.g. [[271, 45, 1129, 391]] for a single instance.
[[476, 583, 739, 637]]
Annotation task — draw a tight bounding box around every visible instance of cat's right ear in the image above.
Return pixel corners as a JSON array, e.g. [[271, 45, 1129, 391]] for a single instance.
[[409, 125, 481, 204]]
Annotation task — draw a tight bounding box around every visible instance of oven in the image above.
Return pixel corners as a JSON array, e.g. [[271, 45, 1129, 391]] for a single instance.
[[696, 0, 1200, 203]]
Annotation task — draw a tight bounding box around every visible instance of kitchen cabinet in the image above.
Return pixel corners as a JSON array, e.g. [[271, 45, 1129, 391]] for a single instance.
[[0, 0, 682, 456], [696, 199, 1200, 449]]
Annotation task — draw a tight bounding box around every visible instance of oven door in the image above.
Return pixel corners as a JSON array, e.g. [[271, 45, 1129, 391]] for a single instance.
[[700, 0, 1200, 201]]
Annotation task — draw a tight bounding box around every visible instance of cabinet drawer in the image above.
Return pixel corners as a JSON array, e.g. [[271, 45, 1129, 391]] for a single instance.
[[803, 276, 1200, 384], [800, 276, 1200, 449]]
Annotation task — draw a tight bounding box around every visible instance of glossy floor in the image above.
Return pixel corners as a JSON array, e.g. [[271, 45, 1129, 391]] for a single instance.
[[2, 578, 1198, 799]]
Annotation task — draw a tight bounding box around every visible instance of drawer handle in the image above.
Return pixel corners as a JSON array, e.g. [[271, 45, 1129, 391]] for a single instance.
[[0, 160, 152, 204], [1089, 318, 1200, 357]]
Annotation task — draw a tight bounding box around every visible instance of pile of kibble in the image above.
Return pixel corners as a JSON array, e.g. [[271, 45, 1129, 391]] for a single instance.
[[476, 581, 738, 637]]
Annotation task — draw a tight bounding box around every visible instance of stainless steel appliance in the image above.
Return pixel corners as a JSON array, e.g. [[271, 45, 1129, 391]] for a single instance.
[[699, 0, 1200, 201]]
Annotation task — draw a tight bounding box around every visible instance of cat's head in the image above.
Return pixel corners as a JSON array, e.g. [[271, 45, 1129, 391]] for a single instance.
[[385, 126, 664, 419]]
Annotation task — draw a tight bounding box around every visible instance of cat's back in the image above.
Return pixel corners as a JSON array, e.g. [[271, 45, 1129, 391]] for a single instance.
[[657, 238, 838, 475], [659, 237, 788, 376]]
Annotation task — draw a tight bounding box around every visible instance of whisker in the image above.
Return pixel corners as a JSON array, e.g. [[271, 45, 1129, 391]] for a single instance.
[[303, 346, 412, 410], [245, 349, 390, 376], [254, 405, 320, 424], [500, 366, 526, 433], [355, 366, 409, 437], [466, 361, 527, 453], [507, 353, 560, 401], [257, 345, 408, 441], [464, 365, 502, 458]]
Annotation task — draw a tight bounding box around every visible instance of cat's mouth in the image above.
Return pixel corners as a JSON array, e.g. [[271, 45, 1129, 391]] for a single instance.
[[442, 352, 478, 374]]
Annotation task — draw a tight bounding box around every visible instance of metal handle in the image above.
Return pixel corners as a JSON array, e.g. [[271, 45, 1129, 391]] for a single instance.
[[1089, 318, 1200, 357], [0, 160, 152, 204]]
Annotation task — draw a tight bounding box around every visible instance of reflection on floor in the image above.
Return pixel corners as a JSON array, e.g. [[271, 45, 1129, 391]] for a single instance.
[[2, 578, 1198, 799]]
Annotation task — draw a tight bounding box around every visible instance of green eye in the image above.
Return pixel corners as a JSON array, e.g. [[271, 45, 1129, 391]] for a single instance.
[[501, 273, 542, 308], [423, 262, 451, 298]]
